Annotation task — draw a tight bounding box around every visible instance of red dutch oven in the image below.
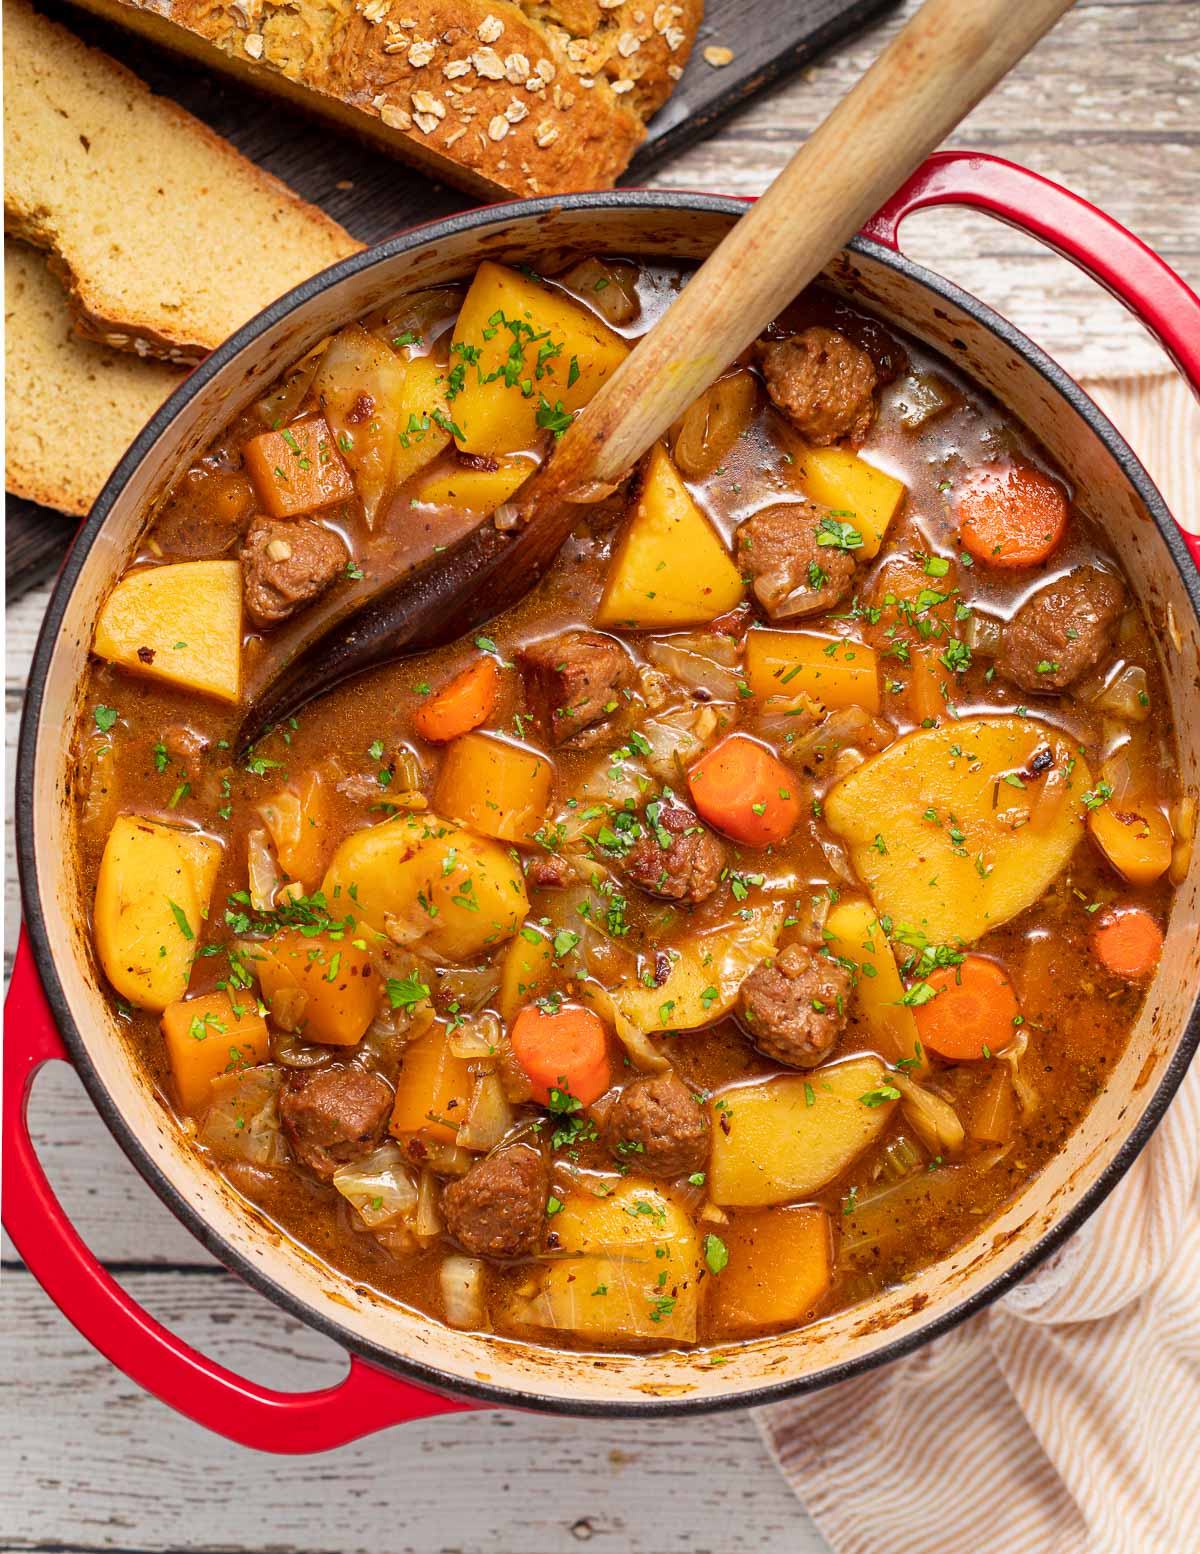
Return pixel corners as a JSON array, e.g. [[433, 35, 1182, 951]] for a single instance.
[[6, 153, 1200, 1452]]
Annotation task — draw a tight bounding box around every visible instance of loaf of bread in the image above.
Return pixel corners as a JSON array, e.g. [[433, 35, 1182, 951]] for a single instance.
[[60, 0, 704, 198], [5, 239, 187, 515], [5, 0, 363, 363]]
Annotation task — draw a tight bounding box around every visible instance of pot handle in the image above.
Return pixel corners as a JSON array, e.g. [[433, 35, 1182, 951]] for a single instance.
[[863, 150, 1200, 569], [2, 930, 478, 1452]]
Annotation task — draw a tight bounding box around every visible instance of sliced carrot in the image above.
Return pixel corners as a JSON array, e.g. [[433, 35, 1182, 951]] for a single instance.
[[509, 1002, 610, 1107], [1092, 907, 1164, 981], [913, 954, 1020, 1061], [413, 657, 501, 743], [686, 733, 800, 848], [955, 461, 1069, 568]]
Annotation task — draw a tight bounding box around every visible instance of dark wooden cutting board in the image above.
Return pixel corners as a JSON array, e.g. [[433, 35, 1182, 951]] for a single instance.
[[7, 0, 898, 602]]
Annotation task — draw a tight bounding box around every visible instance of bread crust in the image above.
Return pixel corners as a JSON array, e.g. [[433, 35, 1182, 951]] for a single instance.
[[63, 0, 704, 197]]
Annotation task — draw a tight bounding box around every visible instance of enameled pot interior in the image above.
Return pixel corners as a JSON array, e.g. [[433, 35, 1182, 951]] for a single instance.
[[22, 196, 1200, 1412]]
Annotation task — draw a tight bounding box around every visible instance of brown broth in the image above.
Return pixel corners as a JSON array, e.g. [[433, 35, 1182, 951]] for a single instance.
[[73, 257, 1181, 1353]]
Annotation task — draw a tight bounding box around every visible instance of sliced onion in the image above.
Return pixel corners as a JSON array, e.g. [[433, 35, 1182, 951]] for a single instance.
[[246, 828, 282, 912], [255, 344, 326, 426], [894, 371, 956, 430], [638, 711, 710, 784], [557, 258, 640, 327], [787, 705, 896, 767], [414, 1166, 444, 1240], [412, 1139, 473, 1177], [963, 611, 1003, 656], [646, 637, 741, 703], [671, 369, 758, 480], [892, 1074, 965, 1156], [332, 1143, 418, 1228], [1095, 662, 1151, 723], [271, 1026, 329, 1068], [998, 1029, 1038, 1116], [1170, 794, 1195, 886], [439, 968, 501, 1019], [199, 1067, 286, 1165], [584, 983, 669, 1073], [440, 1255, 488, 1329], [456, 1069, 515, 1152], [448, 1011, 503, 1059]]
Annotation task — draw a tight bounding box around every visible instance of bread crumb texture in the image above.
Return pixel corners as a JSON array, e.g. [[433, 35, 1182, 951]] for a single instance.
[[5, 239, 186, 515], [61, 0, 703, 197], [4, 0, 362, 361]]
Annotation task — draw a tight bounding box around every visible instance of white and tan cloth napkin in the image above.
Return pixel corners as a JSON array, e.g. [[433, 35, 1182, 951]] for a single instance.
[[757, 373, 1200, 1554]]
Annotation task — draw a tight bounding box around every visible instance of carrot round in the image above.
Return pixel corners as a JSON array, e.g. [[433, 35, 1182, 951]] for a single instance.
[[686, 734, 800, 848], [956, 462, 1068, 568], [413, 656, 500, 743], [509, 1003, 610, 1107], [913, 954, 1020, 1061], [1092, 907, 1164, 981]]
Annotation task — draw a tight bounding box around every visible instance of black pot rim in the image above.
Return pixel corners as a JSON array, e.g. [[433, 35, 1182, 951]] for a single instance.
[[17, 188, 1200, 1420]]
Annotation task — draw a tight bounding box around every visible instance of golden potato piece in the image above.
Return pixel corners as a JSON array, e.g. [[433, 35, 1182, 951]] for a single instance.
[[790, 442, 906, 558], [93, 560, 243, 704], [744, 628, 880, 713], [433, 732, 554, 844], [94, 816, 221, 1010], [449, 262, 628, 457], [321, 812, 528, 962], [596, 444, 745, 630], [708, 1056, 894, 1207], [411, 456, 534, 515], [823, 897, 926, 1074], [517, 1180, 702, 1345], [824, 716, 1092, 944], [160, 990, 269, 1114], [709, 1205, 832, 1336]]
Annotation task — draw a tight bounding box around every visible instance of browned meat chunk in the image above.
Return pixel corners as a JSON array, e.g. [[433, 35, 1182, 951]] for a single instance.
[[736, 502, 856, 620], [601, 1071, 708, 1180], [526, 853, 574, 890], [759, 326, 879, 446], [242, 516, 346, 628], [622, 800, 726, 905], [996, 566, 1126, 692], [519, 630, 634, 747], [739, 944, 852, 1068], [279, 1067, 393, 1181], [441, 1144, 548, 1258]]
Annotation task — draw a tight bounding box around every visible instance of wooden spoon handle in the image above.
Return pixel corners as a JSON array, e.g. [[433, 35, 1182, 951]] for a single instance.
[[532, 0, 1076, 507]]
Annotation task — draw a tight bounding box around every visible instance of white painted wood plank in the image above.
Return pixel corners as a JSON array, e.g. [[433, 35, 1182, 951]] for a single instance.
[[0, 1264, 821, 1554]]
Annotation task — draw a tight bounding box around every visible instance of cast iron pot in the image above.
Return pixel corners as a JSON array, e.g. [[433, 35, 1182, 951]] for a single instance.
[[7, 153, 1200, 1452]]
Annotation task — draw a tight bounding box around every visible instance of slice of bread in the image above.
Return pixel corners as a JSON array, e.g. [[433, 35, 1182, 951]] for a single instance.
[[5, 239, 186, 515], [58, 0, 703, 200], [4, 0, 362, 364]]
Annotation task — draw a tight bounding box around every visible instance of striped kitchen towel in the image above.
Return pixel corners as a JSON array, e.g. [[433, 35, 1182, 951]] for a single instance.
[[757, 372, 1200, 1554]]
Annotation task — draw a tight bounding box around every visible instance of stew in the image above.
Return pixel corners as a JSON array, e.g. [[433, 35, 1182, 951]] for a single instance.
[[74, 255, 1191, 1352]]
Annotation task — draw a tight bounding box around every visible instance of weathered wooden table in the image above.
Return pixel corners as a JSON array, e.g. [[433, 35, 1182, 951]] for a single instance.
[[4, 2, 1197, 1549]]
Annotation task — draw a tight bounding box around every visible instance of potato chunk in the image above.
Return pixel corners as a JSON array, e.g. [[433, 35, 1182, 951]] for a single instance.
[[823, 897, 926, 1074], [433, 732, 554, 844], [709, 1206, 832, 1336], [251, 929, 377, 1047], [242, 415, 355, 517], [596, 444, 745, 629], [790, 442, 906, 557], [93, 560, 243, 704], [411, 456, 534, 515], [389, 1027, 473, 1146], [497, 924, 556, 1022], [387, 353, 454, 489], [824, 717, 1093, 944], [708, 1055, 895, 1207], [745, 629, 880, 713], [516, 1180, 702, 1344], [321, 812, 528, 962], [449, 262, 628, 457], [161, 990, 269, 1113], [94, 817, 221, 1010]]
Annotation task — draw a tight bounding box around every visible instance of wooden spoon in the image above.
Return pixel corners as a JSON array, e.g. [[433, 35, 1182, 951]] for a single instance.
[[236, 0, 1075, 752]]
